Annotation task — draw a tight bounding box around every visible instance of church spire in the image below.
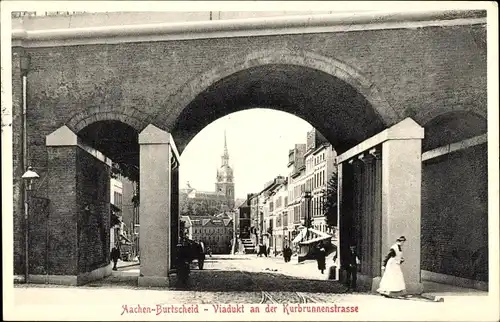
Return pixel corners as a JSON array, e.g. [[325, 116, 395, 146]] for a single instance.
[[221, 130, 229, 166], [223, 129, 229, 158]]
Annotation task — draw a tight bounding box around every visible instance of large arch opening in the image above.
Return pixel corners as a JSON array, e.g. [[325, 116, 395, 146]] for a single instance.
[[161, 62, 423, 293], [178, 108, 327, 257], [171, 64, 388, 154]]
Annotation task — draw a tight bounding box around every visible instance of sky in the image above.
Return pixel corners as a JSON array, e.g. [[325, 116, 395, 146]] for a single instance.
[[179, 108, 313, 199]]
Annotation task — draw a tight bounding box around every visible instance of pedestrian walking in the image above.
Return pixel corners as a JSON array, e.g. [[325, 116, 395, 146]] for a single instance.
[[316, 246, 326, 274], [377, 236, 407, 297], [283, 246, 292, 262], [176, 238, 191, 287], [111, 246, 120, 271], [196, 240, 206, 270], [342, 245, 360, 290], [257, 243, 266, 257]]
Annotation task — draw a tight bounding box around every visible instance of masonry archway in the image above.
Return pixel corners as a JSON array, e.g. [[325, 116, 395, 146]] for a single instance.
[[42, 53, 424, 291], [140, 57, 425, 292], [159, 50, 399, 152]]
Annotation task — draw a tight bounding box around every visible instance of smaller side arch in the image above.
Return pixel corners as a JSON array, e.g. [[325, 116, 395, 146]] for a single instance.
[[422, 110, 487, 152], [66, 107, 153, 134], [419, 106, 487, 129]]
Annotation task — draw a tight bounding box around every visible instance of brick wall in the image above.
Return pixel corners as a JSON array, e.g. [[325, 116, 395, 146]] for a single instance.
[[76, 148, 111, 273], [46, 145, 78, 275], [28, 196, 50, 275], [421, 144, 488, 282], [12, 48, 24, 275]]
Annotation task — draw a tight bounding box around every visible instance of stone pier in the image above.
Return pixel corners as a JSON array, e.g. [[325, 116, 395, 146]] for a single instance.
[[138, 124, 179, 287]]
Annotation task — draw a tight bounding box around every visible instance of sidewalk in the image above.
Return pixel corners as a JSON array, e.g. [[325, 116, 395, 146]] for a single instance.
[[249, 253, 331, 280], [116, 259, 140, 269], [421, 280, 488, 301], [250, 254, 489, 300]]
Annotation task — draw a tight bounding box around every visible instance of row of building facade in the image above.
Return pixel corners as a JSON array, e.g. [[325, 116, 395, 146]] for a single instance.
[[180, 214, 235, 254], [239, 129, 338, 253], [110, 175, 139, 260]]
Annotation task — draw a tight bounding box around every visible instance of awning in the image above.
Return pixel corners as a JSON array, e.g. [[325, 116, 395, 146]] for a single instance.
[[294, 227, 333, 245], [299, 234, 333, 245], [110, 208, 122, 227], [292, 229, 307, 244], [111, 203, 122, 213], [309, 228, 330, 237], [119, 234, 131, 244]]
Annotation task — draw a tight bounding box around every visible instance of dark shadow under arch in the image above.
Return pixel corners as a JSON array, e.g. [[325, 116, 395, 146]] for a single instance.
[[423, 110, 487, 151], [77, 120, 140, 168], [171, 63, 387, 154]]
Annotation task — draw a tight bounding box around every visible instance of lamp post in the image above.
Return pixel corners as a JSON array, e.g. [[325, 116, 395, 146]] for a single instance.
[[258, 206, 264, 244], [22, 166, 40, 283], [302, 191, 312, 240]]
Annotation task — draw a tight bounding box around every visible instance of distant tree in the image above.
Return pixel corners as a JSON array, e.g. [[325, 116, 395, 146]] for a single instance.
[[322, 172, 338, 228], [111, 162, 139, 183], [180, 202, 195, 217]]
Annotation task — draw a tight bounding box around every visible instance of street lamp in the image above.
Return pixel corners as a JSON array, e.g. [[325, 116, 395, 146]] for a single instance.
[[22, 166, 40, 283]]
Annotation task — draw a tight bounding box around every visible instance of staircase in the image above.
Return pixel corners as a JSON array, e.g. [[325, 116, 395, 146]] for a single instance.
[[240, 238, 255, 254]]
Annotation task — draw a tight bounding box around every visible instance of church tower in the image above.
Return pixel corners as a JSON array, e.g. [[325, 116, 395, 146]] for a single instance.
[[215, 130, 235, 210]]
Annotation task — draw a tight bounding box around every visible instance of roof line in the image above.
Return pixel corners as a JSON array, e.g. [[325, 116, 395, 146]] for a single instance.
[[12, 10, 486, 48]]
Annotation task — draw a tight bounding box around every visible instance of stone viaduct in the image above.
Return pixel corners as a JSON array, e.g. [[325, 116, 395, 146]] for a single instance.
[[10, 10, 488, 291]]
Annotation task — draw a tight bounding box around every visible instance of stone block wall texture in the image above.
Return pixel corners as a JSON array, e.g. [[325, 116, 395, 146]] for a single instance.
[[76, 148, 111, 274], [12, 23, 487, 275], [421, 144, 488, 282]]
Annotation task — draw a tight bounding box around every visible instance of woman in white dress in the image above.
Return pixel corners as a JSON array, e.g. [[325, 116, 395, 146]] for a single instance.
[[377, 236, 407, 297]]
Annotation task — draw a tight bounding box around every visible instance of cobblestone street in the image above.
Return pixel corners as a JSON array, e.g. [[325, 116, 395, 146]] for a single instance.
[[15, 255, 350, 303]]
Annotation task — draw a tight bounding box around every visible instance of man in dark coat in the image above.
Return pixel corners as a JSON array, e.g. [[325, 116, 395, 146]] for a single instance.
[[343, 245, 360, 290], [176, 238, 191, 286], [316, 245, 326, 274], [283, 246, 292, 262], [197, 241, 206, 270], [111, 246, 120, 271]]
